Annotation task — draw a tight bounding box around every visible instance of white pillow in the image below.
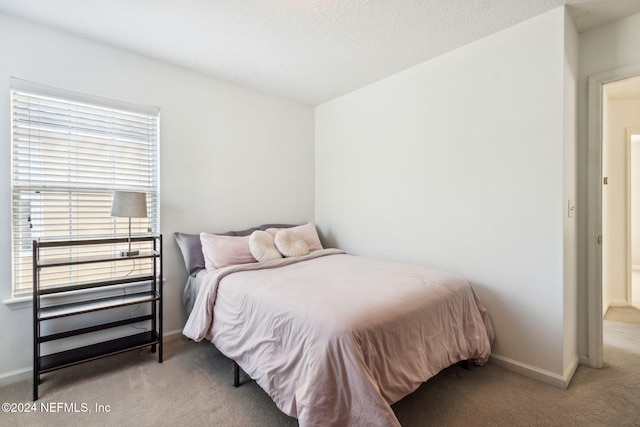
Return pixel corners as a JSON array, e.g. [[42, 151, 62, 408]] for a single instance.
[[249, 230, 282, 262], [266, 222, 324, 252], [274, 229, 309, 257]]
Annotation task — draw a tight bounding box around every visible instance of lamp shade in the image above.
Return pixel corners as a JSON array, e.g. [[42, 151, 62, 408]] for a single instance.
[[110, 191, 147, 218]]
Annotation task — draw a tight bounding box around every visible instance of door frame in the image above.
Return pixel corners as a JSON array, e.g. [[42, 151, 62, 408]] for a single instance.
[[587, 64, 640, 369]]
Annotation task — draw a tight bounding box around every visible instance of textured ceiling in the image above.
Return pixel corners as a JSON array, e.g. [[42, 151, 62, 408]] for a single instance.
[[1, 0, 639, 106]]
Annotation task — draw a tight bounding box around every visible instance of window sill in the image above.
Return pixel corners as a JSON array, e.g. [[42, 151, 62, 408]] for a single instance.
[[3, 295, 32, 310], [3, 280, 165, 311]]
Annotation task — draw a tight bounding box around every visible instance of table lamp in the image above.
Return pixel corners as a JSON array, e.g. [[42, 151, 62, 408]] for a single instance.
[[110, 191, 147, 257]]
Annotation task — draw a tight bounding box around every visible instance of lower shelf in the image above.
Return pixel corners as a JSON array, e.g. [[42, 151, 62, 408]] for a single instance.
[[38, 331, 160, 373]]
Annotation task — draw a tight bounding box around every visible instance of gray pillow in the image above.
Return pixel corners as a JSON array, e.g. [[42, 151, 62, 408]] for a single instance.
[[174, 224, 298, 276], [174, 232, 205, 276]]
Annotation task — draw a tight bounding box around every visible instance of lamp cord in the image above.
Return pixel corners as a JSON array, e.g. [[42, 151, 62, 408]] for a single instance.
[[122, 258, 149, 332]]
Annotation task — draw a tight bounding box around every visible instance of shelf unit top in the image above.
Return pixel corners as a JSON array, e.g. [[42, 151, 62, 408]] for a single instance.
[[34, 234, 161, 248], [37, 250, 159, 268]]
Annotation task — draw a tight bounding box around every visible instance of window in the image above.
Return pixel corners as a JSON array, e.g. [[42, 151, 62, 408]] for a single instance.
[[10, 79, 159, 297]]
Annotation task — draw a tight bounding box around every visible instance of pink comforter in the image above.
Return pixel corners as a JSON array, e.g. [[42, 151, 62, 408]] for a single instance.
[[183, 249, 494, 426]]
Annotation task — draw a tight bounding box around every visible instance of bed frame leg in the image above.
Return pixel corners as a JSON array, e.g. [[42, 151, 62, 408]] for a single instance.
[[459, 359, 470, 370], [233, 361, 240, 387]]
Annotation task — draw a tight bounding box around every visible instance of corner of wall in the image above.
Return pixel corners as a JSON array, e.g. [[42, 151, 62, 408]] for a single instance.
[[490, 353, 579, 389], [562, 4, 580, 374]]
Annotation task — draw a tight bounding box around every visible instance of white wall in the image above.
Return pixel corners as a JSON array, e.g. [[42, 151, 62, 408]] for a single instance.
[[0, 14, 315, 382], [602, 97, 640, 311], [577, 12, 640, 356], [316, 7, 576, 382], [562, 10, 579, 377]]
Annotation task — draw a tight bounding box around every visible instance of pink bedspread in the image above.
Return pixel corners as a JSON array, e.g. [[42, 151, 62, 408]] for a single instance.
[[183, 249, 494, 427]]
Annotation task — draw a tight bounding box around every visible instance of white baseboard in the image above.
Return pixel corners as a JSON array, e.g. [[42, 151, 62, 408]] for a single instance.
[[0, 329, 185, 387], [489, 353, 579, 389], [0, 367, 31, 387], [609, 299, 628, 307], [605, 299, 629, 316], [563, 356, 580, 387], [163, 329, 185, 342]]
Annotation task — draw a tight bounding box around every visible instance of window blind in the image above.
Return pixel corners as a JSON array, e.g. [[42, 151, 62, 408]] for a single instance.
[[10, 83, 160, 296]]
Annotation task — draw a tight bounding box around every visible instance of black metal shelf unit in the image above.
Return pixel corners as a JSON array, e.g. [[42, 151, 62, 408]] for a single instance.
[[32, 235, 163, 400]]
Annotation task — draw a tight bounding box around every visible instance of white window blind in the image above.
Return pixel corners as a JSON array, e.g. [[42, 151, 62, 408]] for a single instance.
[[10, 81, 160, 297]]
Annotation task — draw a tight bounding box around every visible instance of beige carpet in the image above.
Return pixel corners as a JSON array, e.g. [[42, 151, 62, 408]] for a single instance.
[[1, 308, 639, 426]]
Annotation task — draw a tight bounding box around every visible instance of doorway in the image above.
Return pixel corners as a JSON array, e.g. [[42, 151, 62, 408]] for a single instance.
[[588, 67, 640, 369], [602, 78, 640, 316]]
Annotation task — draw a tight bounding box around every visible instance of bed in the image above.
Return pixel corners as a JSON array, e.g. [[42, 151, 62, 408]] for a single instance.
[[178, 223, 494, 427]]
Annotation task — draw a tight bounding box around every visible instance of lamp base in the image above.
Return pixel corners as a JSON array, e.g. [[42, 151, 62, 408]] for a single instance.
[[120, 250, 139, 257]]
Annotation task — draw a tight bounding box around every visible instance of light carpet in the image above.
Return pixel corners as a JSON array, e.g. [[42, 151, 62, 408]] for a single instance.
[[1, 307, 639, 426]]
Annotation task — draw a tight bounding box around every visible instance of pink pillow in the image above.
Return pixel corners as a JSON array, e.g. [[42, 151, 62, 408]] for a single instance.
[[266, 222, 323, 252], [200, 232, 256, 270]]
